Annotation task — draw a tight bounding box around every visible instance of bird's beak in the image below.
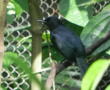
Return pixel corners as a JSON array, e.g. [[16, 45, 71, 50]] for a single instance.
[[36, 19, 48, 30], [37, 19, 46, 24]]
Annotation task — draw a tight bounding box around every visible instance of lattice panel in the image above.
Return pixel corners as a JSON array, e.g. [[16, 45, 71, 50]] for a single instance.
[[2, 11, 31, 90], [93, 0, 110, 15], [96, 67, 110, 90], [1, 66, 29, 90], [40, 0, 58, 17], [2, 0, 58, 89], [1, 0, 110, 90]]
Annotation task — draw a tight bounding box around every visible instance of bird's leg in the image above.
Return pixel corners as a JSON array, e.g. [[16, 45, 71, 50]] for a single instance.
[[76, 57, 88, 77], [56, 60, 73, 75]]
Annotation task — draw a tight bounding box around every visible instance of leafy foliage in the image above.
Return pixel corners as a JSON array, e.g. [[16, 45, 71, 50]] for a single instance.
[[59, 0, 93, 26], [4, 52, 45, 89], [10, 0, 28, 17], [4, 0, 110, 90], [6, 2, 16, 24], [81, 10, 110, 56], [82, 59, 110, 90], [106, 85, 110, 90], [4, 52, 15, 68], [92, 0, 105, 2]]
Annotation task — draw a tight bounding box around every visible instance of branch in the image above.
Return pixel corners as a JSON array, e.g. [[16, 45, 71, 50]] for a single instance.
[[0, 0, 9, 83], [56, 60, 73, 75], [45, 62, 57, 90], [28, 0, 43, 90]]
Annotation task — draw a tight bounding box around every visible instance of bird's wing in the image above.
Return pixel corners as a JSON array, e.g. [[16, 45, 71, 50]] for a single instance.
[[51, 31, 76, 59]]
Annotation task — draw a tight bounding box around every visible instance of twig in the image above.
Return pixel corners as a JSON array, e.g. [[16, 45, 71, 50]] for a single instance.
[[33, 67, 51, 74], [56, 60, 73, 75], [45, 62, 57, 90]]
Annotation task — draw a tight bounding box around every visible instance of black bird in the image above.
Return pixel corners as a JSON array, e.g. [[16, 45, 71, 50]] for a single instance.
[[43, 16, 88, 76]]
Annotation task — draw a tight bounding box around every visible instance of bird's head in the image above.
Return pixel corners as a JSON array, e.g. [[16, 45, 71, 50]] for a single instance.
[[37, 16, 62, 30], [44, 16, 62, 30]]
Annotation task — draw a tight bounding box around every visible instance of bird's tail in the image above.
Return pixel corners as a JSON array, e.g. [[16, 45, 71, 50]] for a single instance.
[[76, 57, 88, 77]]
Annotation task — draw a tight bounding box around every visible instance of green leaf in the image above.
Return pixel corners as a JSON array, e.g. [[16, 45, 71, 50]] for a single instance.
[[42, 42, 64, 63], [6, 2, 16, 24], [106, 49, 110, 55], [4, 52, 15, 68], [92, 0, 105, 2], [4, 52, 32, 73], [42, 31, 50, 41], [3, 52, 45, 89], [59, 0, 93, 27], [106, 85, 110, 90], [62, 19, 83, 35], [81, 11, 110, 55], [10, 0, 28, 17], [81, 59, 110, 90], [101, 4, 110, 12]]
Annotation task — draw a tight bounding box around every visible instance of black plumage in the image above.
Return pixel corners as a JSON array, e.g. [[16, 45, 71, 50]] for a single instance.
[[44, 16, 88, 76]]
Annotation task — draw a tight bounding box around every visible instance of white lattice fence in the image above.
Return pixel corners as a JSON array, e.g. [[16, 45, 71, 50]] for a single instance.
[[1, 0, 110, 90]]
